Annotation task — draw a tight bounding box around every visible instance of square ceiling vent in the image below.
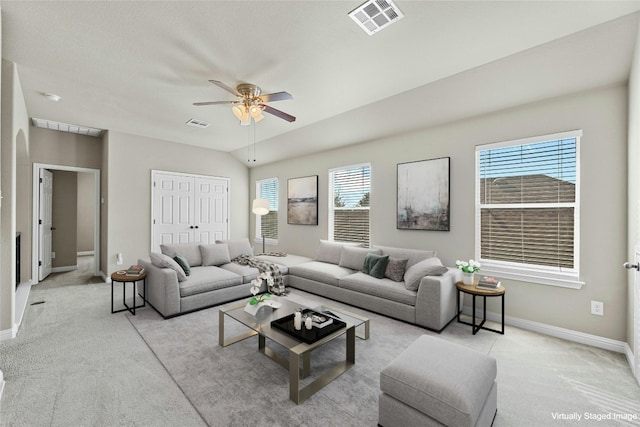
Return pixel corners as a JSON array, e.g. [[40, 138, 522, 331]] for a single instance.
[[348, 0, 404, 35]]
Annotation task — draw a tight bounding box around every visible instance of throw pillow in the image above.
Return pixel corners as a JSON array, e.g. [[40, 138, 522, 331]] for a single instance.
[[363, 253, 385, 274], [403, 257, 449, 291], [200, 243, 231, 266], [216, 238, 254, 260], [385, 257, 408, 282], [160, 243, 202, 267], [173, 253, 191, 276], [370, 256, 390, 279], [150, 252, 187, 282], [339, 246, 382, 271], [315, 240, 351, 265]]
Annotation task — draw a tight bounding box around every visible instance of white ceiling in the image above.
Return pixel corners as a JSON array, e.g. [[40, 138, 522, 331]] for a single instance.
[[2, 1, 640, 166]]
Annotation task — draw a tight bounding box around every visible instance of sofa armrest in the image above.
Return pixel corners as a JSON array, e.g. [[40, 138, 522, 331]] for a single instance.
[[414, 268, 462, 331], [138, 258, 181, 317]]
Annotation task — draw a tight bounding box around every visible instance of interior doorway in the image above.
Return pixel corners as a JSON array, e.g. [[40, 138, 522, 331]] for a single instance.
[[31, 163, 101, 283]]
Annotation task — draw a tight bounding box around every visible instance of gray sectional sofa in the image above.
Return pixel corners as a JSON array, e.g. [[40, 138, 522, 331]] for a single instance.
[[138, 238, 461, 331]]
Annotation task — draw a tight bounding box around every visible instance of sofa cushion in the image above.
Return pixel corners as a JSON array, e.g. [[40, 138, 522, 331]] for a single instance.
[[339, 272, 417, 306], [289, 261, 355, 287], [363, 253, 389, 279], [404, 257, 449, 291], [200, 243, 231, 266], [150, 252, 187, 282], [216, 238, 254, 260], [173, 254, 191, 276], [385, 257, 408, 282], [160, 243, 202, 267], [254, 254, 313, 275], [178, 266, 243, 297], [339, 246, 382, 271], [219, 263, 260, 283], [373, 245, 436, 269], [315, 240, 362, 265]]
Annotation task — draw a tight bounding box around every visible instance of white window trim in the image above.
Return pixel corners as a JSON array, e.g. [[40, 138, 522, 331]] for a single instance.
[[474, 130, 583, 289], [255, 177, 278, 246], [328, 162, 371, 243]]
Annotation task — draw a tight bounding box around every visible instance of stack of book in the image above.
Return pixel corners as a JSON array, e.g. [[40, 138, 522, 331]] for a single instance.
[[310, 312, 333, 328], [125, 264, 145, 276], [476, 276, 501, 290]]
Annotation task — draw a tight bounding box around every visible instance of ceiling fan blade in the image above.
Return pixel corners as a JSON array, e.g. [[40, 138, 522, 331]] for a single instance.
[[209, 80, 240, 96], [261, 104, 296, 122], [259, 91, 293, 103], [193, 100, 237, 106]]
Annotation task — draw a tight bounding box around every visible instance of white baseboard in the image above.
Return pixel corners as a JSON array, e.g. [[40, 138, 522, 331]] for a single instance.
[[461, 307, 628, 353], [51, 266, 77, 273], [624, 343, 636, 379], [0, 327, 15, 342], [0, 369, 5, 401], [77, 251, 94, 256]]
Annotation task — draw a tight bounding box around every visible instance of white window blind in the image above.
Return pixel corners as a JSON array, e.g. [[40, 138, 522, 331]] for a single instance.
[[329, 164, 371, 246], [256, 178, 278, 241], [476, 130, 581, 287]]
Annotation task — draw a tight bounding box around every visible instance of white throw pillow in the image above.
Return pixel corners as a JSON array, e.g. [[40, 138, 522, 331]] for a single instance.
[[315, 240, 363, 265], [150, 252, 187, 282], [403, 257, 449, 291]]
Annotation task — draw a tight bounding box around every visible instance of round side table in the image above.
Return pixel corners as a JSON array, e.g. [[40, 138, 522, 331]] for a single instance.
[[456, 281, 505, 335], [111, 270, 147, 315]]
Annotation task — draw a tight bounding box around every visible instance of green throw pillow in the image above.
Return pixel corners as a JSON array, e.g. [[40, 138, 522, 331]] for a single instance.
[[363, 253, 389, 279], [173, 253, 191, 276]]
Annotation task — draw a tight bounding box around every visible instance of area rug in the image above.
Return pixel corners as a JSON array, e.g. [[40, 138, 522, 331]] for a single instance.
[[127, 289, 640, 427]]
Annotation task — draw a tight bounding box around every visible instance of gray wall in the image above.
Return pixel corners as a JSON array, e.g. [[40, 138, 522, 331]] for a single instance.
[[51, 170, 78, 268], [250, 84, 628, 342], [0, 59, 29, 335], [77, 172, 95, 253], [103, 131, 249, 276]]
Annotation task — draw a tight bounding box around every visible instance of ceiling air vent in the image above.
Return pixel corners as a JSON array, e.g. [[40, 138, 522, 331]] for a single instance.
[[185, 118, 210, 129], [348, 0, 404, 35], [31, 118, 104, 137]]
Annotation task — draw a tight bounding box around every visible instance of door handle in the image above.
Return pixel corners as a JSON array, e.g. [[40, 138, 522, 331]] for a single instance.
[[51, 227, 56, 231], [623, 262, 639, 270], [189, 226, 194, 229]]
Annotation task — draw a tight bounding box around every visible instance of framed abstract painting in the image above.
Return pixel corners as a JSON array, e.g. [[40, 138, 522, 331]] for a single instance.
[[287, 175, 318, 225], [397, 157, 450, 231]]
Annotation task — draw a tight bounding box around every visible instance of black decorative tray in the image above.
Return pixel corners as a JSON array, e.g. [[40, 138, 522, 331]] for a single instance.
[[271, 309, 347, 344]]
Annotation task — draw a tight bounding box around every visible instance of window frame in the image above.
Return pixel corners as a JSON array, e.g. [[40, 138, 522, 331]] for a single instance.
[[255, 177, 279, 247], [474, 130, 583, 289], [328, 163, 371, 246]]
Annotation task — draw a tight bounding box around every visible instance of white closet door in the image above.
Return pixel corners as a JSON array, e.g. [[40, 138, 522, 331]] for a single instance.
[[194, 176, 229, 244], [152, 171, 229, 253], [152, 172, 195, 252], [38, 169, 53, 281]]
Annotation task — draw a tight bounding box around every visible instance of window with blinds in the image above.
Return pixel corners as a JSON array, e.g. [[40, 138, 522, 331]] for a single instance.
[[256, 178, 278, 242], [329, 164, 371, 246], [475, 130, 580, 285]]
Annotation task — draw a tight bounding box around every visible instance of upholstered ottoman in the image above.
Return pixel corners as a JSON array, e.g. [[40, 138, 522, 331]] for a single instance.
[[379, 335, 497, 427]]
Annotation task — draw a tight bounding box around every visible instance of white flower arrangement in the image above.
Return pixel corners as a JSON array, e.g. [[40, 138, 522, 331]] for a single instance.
[[455, 259, 481, 274], [249, 271, 273, 305]]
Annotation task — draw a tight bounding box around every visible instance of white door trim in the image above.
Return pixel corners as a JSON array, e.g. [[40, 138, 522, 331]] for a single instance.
[[31, 163, 101, 283]]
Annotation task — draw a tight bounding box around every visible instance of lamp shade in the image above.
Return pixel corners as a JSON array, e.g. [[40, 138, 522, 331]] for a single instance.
[[252, 198, 269, 216]]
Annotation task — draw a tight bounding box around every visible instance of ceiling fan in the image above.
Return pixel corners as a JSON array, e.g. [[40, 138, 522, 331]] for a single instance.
[[194, 80, 296, 124]]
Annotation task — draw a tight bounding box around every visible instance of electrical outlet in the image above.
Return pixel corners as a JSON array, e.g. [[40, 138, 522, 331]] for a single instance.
[[51, 251, 55, 259], [591, 300, 604, 316]]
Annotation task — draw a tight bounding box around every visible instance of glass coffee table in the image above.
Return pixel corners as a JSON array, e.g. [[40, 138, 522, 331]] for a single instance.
[[219, 295, 367, 404]]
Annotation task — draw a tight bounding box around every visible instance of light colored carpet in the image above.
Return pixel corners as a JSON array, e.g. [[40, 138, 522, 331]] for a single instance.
[[0, 281, 206, 427], [2, 282, 640, 426]]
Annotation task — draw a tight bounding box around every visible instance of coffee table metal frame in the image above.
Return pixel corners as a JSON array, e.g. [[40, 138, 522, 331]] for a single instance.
[[219, 298, 356, 404]]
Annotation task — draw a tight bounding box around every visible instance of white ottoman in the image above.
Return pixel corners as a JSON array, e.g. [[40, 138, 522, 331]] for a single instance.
[[379, 335, 497, 427]]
